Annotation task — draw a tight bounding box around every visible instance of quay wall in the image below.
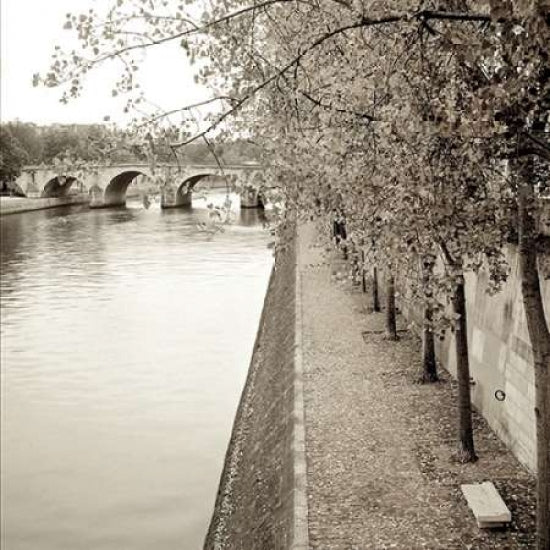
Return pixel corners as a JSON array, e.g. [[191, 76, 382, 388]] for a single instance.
[[204, 235, 307, 550], [401, 245, 550, 472], [0, 195, 89, 215]]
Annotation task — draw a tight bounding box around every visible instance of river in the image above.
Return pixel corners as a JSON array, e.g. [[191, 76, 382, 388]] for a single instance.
[[0, 194, 273, 550]]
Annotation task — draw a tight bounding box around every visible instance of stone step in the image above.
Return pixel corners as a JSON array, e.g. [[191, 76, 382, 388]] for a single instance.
[[461, 481, 512, 528]]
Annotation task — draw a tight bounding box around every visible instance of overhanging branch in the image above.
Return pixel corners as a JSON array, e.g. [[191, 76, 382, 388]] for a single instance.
[[299, 90, 376, 121], [83, 7, 493, 74]]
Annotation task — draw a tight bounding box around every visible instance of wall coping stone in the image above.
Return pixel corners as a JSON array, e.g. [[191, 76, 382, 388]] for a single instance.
[[291, 233, 309, 550]]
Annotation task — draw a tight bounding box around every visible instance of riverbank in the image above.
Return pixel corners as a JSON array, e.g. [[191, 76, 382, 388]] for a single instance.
[[204, 234, 304, 549], [206, 221, 536, 549], [0, 195, 89, 215]]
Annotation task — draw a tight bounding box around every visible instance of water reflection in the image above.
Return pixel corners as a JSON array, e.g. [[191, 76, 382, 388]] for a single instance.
[[1, 194, 273, 550], [239, 207, 267, 227]]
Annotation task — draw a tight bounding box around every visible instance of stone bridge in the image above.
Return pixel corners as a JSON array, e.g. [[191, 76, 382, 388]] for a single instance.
[[14, 163, 267, 209]]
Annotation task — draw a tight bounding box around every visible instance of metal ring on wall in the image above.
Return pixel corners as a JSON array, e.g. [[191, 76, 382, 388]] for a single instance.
[[495, 390, 506, 402]]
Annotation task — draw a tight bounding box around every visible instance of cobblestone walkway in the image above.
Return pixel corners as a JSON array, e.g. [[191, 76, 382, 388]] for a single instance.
[[297, 223, 535, 550]]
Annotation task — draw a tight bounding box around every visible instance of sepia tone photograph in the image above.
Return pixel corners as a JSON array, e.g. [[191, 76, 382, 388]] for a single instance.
[[0, 1, 549, 549]]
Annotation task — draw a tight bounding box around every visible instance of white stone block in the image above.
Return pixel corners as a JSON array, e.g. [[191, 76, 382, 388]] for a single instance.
[[461, 481, 511, 528]]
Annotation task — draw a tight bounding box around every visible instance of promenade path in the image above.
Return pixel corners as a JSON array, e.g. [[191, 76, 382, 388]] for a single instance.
[[297, 222, 536, 549]]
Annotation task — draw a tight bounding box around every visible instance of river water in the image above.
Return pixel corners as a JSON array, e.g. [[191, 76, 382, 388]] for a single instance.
[[0, 195, 273, 550]]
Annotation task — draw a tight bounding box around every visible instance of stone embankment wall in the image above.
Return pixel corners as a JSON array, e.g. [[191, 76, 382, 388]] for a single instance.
[[204, 238, 306, 550], [0, 195, 89, 215], [402, 245, 550, 472]]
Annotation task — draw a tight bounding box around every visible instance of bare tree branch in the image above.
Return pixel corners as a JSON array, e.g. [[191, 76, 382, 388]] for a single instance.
[[135, 96, 239, 128], [299, 90, 376, 121], [415, 10, 491, 23]]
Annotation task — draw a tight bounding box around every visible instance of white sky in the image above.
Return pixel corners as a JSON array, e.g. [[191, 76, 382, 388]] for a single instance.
[[0, 0, 207, 125]]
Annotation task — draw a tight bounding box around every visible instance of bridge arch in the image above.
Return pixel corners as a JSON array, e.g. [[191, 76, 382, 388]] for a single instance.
[[178, 173, 230, 196], [164, 173, 265, 210], [41, 176, 80, 198], [179, 173, 221, 192], [162, 173, 225, 209], [104, 170, 147, 207], [1, 180, 26, 197]]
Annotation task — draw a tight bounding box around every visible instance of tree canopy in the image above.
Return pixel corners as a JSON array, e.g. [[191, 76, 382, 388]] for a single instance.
[[0, 126, 29, 187]]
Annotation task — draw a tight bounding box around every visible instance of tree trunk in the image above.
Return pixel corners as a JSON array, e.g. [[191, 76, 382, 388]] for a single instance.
[[372, 265, 381, 312], [361, 250, 367, 293], [422, 306, 437, 382], [385, 271, 398, 341], [518, 178, 550, 550], [451, 272, 477, 462], [422, 258, 438, 382]]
